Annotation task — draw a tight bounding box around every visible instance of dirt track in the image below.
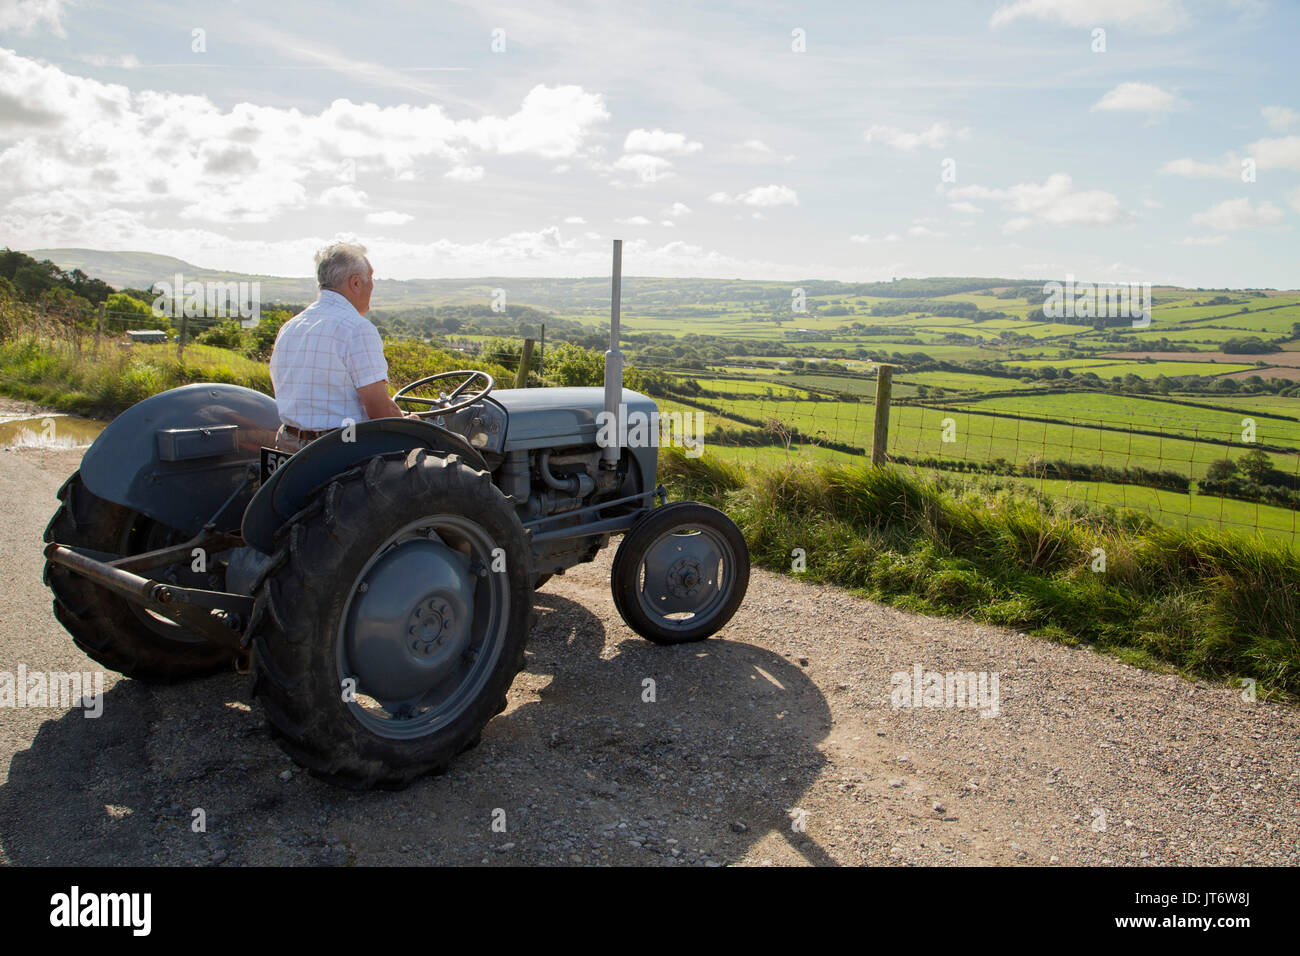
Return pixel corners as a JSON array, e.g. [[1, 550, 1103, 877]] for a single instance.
[[1, 442, 1298, 867]]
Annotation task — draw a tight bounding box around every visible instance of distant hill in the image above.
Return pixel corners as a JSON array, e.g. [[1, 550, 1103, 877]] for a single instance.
[[27, 249, 320, 304], [24, 248, 1297, 316]]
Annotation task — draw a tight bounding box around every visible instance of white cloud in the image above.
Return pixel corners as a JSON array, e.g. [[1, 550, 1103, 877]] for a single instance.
[[907, 225, 949, 238], [1246, 135, 1300, 171], [319, 185, 369, 208], [1263, 106, 1300, 132], [1092, 82, 1180, 113], [0, 0, 67, 35], [615, 216, 652, 225], [664, 202, 692, 217], [991, 0, 1190, 32], [948, 173, 1123, 231], [730, 139, 794, 164], [1142, 199, 1164, 208], [864, 121, 969, 151], [1176, 235, 1228, 245], [444, 165, 485, 182], [1191, 198, 1284, 230], [1288, 188, 1300, 215], [76, 53, 140, 69], [623, 128, 702, 155], [1159, 156, 1238, 179], [709, 185, 799, 207], [0, 49, 610, 225], [849, 233, 900, 243], [613, 153, 674, 183], [366, 210, 414, 226], [563, 216, 586, 224], [948, 201, 983, 214]]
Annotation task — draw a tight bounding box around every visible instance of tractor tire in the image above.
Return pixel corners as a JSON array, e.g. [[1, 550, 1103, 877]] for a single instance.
[[250, 449, 534, 790], [611, 502, 750, 645], [42, 471, 239, 682]]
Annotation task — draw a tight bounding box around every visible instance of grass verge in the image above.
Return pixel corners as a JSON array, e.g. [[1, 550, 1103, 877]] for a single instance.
[[660, 446, 1300, 701]]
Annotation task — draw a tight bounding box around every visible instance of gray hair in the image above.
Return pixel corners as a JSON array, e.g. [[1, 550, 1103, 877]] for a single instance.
[[315, 242, 370, 290]]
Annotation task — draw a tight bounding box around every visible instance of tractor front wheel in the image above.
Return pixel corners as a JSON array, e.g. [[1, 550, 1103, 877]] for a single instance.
[[251, 449, 533, 789], [611, 502, 750, 645]]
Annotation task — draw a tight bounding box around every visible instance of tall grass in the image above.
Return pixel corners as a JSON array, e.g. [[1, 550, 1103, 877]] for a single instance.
[[0, 335, 273, 416], [0, 305, 513, 418], [660, 447, 1300, 700]]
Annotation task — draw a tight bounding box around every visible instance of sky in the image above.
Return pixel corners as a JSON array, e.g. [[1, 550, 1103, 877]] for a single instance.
[[0, 0, 1298, 287]]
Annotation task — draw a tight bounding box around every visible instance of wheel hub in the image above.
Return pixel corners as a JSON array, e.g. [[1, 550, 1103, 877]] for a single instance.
[[640, 531, 724, 617], [408, 598, 455, 656], [345, 538, 477, 705], [667, 557, 704, 598]]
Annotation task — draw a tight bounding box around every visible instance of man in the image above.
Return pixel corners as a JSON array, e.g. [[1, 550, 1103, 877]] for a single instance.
[[269, 242, 407, 452]]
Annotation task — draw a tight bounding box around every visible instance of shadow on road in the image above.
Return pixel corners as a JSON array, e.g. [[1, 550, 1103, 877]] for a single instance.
[[1, 589, 832, 866]]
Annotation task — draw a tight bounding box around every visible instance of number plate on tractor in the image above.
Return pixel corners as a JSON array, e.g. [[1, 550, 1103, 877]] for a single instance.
[[260, 446, 294, 483]]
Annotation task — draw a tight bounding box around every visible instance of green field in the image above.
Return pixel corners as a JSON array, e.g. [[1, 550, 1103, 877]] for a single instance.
[[896, 371, 1034, 392], [964, 393, 1300, 447], [897, 467, 1300, 544], [693, 445, 1300, 547]]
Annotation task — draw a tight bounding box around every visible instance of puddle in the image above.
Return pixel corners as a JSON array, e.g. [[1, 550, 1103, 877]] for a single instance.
[[0, 414, 106, 449]]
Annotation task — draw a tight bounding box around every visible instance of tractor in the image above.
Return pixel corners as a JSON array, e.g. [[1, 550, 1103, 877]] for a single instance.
[[41, 243, 750, 789]]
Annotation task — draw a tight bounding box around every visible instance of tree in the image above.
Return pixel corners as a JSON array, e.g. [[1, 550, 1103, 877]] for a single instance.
[[1239, 448, 1273, 484], [1205, 458, 1238, 481]]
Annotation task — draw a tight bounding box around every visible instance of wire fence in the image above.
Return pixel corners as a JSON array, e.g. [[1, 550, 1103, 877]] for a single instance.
[[7, 305, 1297, 545], [649, 369, 1300, 547]]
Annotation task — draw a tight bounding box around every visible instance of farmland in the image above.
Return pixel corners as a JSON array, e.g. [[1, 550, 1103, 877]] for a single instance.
[[13, 250, 1300, 547], [538, 277, 1300, 547]]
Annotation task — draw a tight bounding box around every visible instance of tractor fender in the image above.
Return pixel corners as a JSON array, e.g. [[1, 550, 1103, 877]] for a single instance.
[[80, 383, 281, 536], [241, 417, 487, 554]]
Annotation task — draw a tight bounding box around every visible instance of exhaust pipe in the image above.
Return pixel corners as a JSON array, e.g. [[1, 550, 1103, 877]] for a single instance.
[[602, 238, 623, 469]]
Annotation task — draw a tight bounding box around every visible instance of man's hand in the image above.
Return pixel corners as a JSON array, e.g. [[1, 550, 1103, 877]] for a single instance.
[[357, 380, 405, 420]]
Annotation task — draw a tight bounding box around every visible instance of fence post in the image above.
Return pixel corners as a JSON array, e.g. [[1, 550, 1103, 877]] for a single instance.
[[539, 323, 545, 378], [178, 313, 188, 361], [515, 337, 535, 388], [871, 364, 893, 466]]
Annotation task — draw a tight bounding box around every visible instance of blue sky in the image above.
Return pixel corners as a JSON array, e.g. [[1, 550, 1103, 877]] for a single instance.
[[1, 0, 1297, 286]]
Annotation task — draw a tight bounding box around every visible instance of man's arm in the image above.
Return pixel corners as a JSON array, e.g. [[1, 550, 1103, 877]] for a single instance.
[[357, 380, 406, 420]]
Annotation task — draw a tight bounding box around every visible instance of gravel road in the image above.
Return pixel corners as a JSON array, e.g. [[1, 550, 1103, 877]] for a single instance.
[[1, 437, 1297, 867]]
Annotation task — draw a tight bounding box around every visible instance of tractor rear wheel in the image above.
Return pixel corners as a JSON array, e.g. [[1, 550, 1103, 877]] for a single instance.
[[250, 449, 533, 789], [42, 471, 239, 682], [611, 502, 750, 645]]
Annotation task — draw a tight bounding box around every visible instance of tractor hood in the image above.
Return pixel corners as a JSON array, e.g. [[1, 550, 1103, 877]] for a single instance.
[[488, 387, 657, 450]]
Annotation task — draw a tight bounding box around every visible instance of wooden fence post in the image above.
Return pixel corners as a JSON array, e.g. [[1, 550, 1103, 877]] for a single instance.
[[871, 364, 893, 466], [515, 337, 535, 388], [178, 313, 188, 361]]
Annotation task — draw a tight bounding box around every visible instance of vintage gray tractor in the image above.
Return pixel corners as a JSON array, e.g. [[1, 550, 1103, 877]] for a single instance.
[[41, 243, 749, 788]]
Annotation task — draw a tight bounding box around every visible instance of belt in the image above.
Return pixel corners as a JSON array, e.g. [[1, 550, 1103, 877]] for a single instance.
[[283, 424, 329, 441]]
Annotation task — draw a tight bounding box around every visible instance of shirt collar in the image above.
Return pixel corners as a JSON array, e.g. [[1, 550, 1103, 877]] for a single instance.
[[316, 289, 358, 314]]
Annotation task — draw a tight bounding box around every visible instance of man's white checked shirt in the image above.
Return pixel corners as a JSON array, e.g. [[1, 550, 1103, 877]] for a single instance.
[[269, 290, 388, 431]]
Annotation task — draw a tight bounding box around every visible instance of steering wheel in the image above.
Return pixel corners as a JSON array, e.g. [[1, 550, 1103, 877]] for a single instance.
[[393, 370, 495, 417]]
